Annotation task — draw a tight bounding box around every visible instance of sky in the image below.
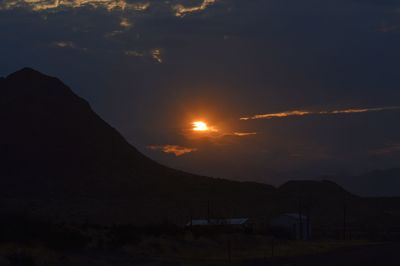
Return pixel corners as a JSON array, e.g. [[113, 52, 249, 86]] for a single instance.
[[1, 0, 400, 184]]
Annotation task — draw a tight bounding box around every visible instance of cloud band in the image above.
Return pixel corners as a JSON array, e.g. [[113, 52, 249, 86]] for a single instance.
[[240, 106, 400, 121]]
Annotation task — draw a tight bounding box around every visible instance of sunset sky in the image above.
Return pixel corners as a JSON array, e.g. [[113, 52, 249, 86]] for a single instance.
[[1, 0, 400, 184]]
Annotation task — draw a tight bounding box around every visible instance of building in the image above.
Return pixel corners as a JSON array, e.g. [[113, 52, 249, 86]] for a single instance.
[[186, 218, 252, 232], [270, 213, 311, 240]]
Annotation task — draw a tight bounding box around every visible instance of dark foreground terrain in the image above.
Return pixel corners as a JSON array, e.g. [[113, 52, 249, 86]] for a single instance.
[[245, 243, 400, 266], [0, 240, 397, 266]]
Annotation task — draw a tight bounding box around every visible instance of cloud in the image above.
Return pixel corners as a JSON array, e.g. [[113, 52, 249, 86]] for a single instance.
[[240, 106, 400, 121], [173, 0, 216, 17], [148, 145, 197, 156], [120, 17, 133, 29], [150, 48, 163, 63], [124, 50, 145, 57], [241, 111, 311, 120], [184, 121, 256, 139], [105, 30, 124, 38], [0, 0, 150, 12], [124, 49, 162, 63], [185, 128, 257, 140], [232, 132, 257, 137], [329, 107, 400, 114], [53, 41, 76, 48], [52, 41, 87, 51]]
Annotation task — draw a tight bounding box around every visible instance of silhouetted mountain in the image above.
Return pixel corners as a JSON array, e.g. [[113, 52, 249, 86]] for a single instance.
[[7, 68, 398, 230], [1, 67, 163, 198], [1, 68, 282, 223], [279, 180, 354, 198]]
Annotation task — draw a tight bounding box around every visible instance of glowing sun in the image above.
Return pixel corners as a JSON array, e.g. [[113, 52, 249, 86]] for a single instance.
[[192, 121, 209, 131]]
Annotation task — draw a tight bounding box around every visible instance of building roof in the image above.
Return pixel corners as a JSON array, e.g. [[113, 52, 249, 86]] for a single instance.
[[186, 218, 249, 226]]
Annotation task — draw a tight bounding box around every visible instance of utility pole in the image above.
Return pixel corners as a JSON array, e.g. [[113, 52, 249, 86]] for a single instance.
[[271, 237, 275, 257], [298, 198, 303, 240], [306, 199, 311, 240], [207, 201, 211, 224], [190, 207, 193, 228], [227, 237, 232, 262], [343, 202, 347, 241]]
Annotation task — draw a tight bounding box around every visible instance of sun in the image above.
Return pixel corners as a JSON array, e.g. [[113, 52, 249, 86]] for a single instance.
[[192, 121, 209, 131]]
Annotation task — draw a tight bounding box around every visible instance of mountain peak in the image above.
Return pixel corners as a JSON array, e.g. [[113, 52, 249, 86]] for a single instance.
[[7, 67, 40, 76], [0, 68, 160, 198], [5, 67, 52, 83], [1, 67, 79, 105]]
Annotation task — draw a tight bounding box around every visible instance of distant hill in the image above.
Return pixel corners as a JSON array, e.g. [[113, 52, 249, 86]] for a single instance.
[[279, 180, 353, 198], [2, 68, 396, 229], [336, 169, 400, 197]]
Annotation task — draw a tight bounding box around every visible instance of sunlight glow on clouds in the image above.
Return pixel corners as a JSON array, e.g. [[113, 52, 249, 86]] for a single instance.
[[192, 121, 217, 132], [241, 110, 311, 120], [240, 107, 400, 121], [186, 121, 256, 140], [124, 49, 163, 63], [0, 0, 218, 16], [0, 0, 150, 12], [173, 0, 216, 17], [53, 41, 76, 48], [148, 145, 197, 156], [232, 132, 257, 137], [52, 41, 87, 51], [120, 17, 132, 29], [151, 49, 163, 63]]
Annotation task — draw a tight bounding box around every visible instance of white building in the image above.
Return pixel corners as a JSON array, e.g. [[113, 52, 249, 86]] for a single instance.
[[186, 218, 252, 231]]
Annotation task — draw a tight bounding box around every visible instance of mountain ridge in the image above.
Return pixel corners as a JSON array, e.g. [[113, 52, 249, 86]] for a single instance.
[[0, 68, 361, 224]]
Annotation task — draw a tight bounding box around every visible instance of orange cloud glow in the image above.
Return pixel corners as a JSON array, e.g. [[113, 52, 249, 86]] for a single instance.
[[0, 0, 150, 11], [151, 49, 163, 63], [240, 110, 311, 120], [192, 121, 218, 132], [174, 0, 216, 17], [240, 106, 400, 121], [186, 120, 256, 140], [232, 132, 257, 137], [120, 17, 132, 28], [193, 121, 208, 131], [148, 145, 197, 156]]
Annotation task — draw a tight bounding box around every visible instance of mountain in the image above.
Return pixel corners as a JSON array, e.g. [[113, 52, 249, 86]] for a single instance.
[[1, 68, 152, 196], [2, 67, 400, 234], [279, 180, 353, 199], [2, 68, 400, 238], [336, 169, 400, 197], [0, 68, 283, 223]]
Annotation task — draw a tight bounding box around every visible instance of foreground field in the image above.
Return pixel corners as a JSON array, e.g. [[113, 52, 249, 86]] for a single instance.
[[244, 242, 400, 266], [0, 234, 382, 266]]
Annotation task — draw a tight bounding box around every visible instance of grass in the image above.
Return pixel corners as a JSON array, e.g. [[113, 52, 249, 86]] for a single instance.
[[0, 233, 371, 266], [122, 234, 370, 265]]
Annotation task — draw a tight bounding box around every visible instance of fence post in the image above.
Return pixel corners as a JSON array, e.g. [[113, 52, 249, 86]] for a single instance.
[[271, 237, 275, 257], [343, 202, 347, 241], [227, 237, 232, 262]]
